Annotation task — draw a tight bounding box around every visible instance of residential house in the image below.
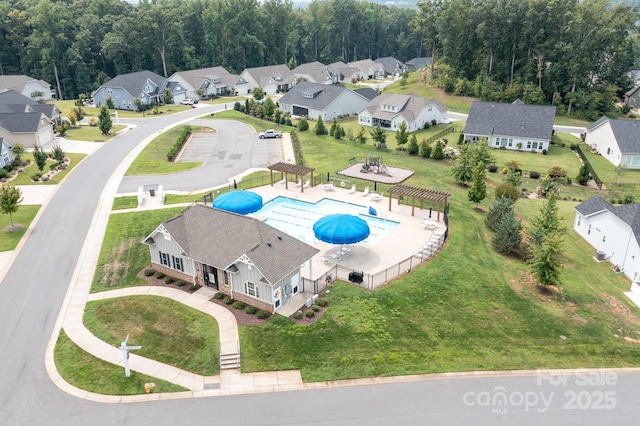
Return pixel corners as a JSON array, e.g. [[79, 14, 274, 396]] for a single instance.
[[0, 138, 12, 168], [240, 64, 296, 95], [374, 57, 406, 77], [279, 82, 371, 122], [624, 85, 640, 110], [0, 90, 56, 147], [354, 87, 379, 101], [163, 67, 249, 103], [348, 59, 385, 80], [291, 61, 335, 85], [357, 93, 447, 132], [574, 195, 640, 298], [328, 61, 360, 83], [142, 204, 319, 313], [405, 57, 433, 72], [584, 116, 640, 168], [93, 70, 166, 111], [463, 100, 556, 152], [0, 75, 53, 101]]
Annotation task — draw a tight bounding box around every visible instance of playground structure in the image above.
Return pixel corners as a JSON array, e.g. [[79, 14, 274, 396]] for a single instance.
[[360, 156, 393, 177]]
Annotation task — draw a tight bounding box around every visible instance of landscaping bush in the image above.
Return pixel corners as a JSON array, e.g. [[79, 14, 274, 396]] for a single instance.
[[256, 310, 269, 319], [166, 126, 192, 161], [305, 309, 315, 318], [529, 171, 540, 179], [213, 292, 224, 299], [223, 296, 234, 305], [315, 298, 329, 307], [541, 149, 547, 155], [49, 164, 57, 172], [488, 164, 498, 173], [293, 311, 303, 319], [155, 271, 165, 279], [0, 169, 8, 179], [311, 305, 321, 312], [165, 276, 175, 284], [31, 172, 42, 181], [144, 269, 154, 276], [176, 280, 186, 287], [232, 301, 245, 310], [246, 305, 257, 314], [624, 194, 635, 204], [188, 285, 198, 291]]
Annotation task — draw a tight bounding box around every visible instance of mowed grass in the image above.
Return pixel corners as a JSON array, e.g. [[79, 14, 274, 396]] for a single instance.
[[490, 143, 582, 178], [84, 296, 220, 376], [55, 329, 187, 395], [9, 153, 86, 185], [51, 100, 193, 119], [580, 142, 640, 197], [112, 196, 138, 210], [91, 208, 186, 293], [124, 125, 205, 176], [66, 124, 127, 142], [0, 205, 40, 251]]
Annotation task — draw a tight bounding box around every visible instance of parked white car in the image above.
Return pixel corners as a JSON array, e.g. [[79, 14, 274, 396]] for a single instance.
[[180, 98, 195, 105]]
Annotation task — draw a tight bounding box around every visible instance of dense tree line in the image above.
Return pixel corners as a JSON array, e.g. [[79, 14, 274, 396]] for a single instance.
[[0, 0, 423, 99], [0, 0, 637, 118], [415, 0, 640, 119]]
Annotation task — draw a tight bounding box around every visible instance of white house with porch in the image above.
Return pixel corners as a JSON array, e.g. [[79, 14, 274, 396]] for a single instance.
[[142, 204, 318, 313], [584, 116, 640, 168], [357, 93, 447, 132]]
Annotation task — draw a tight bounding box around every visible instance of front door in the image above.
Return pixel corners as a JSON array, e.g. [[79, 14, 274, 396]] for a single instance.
[[291, 272, 300, 296], [202, 264, 219, 290]]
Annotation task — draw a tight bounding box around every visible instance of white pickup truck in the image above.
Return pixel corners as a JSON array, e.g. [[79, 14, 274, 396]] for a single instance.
[[259, 129, 282, 139]]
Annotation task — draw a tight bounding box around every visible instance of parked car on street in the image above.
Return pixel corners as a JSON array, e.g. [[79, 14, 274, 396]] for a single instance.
[[259, 129, 282, 139], [180, 98, 195, 105]]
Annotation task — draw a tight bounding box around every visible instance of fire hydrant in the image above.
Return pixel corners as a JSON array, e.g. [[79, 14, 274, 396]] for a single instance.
[[144, 383, 155, 393]]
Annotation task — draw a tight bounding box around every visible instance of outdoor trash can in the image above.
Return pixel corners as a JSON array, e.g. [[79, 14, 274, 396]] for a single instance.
[[349, 271, 363, 284], [150, 189, 155, 196]]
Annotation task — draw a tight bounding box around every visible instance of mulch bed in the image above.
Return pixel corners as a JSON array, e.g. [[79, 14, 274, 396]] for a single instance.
[[138, 266, 329, 326]]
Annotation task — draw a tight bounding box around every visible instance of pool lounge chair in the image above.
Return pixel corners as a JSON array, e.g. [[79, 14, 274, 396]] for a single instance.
[[361, 186, 370, 197], [323, 183, 335, 191], [347, 185, 356, 194], [295, 179, 302, 187], [303, 179, 310, 188], [370, 192, 383, 201], [277, 178, 286, 185]]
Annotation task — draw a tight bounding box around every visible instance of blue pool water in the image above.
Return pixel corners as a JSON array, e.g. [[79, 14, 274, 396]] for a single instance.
[[253, 196, 399, 244]]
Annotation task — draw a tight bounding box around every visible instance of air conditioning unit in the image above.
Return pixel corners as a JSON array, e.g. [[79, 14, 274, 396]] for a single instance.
[[596, 250, 606, 261]]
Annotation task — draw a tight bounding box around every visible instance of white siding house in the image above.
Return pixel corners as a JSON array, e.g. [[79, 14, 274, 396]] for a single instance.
[[464, 101, 556, 152], [0, 75, 53, 101], [278, 82, 371, 121], [574, 196, 640, 301], [163, 67, 249, 102], [357, 93, 447, 132], [240, 64, 296, 95], [584, 116, 640, 168]]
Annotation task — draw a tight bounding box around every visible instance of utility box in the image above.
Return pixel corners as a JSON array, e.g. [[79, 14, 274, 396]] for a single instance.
[[349, 271, 364, 284], [596, 250, 606, 261]]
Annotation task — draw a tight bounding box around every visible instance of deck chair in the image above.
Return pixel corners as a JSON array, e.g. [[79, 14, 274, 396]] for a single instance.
[[347, 185, 356, 194], [361, 186, 370, 197], [370, 192, 383, 201], [294, 179, 302, 187], [277, 178, 286, 185], [303, 179, 310, 188]]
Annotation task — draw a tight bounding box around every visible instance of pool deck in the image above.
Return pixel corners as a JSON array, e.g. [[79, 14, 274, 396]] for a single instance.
[[247, 182, 447, 283]]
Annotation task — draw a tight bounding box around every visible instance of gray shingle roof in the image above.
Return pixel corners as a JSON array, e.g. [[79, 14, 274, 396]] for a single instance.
[[363, 92, 447, 122], [243, 64, 296, 87], [576, 195, 640, 246], [159, 204, 318, 285], [354, 87, 379, 100], [0, 75, 49, 92], [279, 82, 361, 111], [589, 117, 640, 154], [171, 66, 243, 91], [0, 112, 47, 132], [292, 61, 334, 84], [374, 57, 404, 74], [101, 70, 166, 97], [405, 57, 433, 70], [464, 101, 556, 140]]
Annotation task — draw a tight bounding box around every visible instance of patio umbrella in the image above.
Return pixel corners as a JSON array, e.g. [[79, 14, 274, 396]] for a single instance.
[[212, 190, 263, 215], [313, 214, 370, 245]]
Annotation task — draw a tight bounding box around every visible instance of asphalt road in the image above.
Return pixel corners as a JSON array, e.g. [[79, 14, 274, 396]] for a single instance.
[[1, 103, 638, 425]]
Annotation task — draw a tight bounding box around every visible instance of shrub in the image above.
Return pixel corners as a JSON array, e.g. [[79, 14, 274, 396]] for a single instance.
[[0, 169, 8, 179], [488, 164, 498, 173], [305, 309, 315, 318], [293, 311, 303, 319], [315, 298, 329, 307], [213, 292, 224, 299], [88, 117, 99, 127], [176, 280, 186, 287], [624, 194, 635, 204], [144, 269, 154, 276], [311, 305, 321, 312], [49, 164, 57, 172], [297, 117, 309, 131], [223, 296, 234, 305], [541, 149, 548, 155], [529, 171, 540, 179], [165, 276, 175, 284], [547, 166, 567, 180], [257, 310, 269, 319], [188, 285, 198, 291], [570, 143, 578, 151], [31, 172, 42, 181], [232, 301, 245, 310], [246, 305, 257, 314], [155, 271, 165, 279]]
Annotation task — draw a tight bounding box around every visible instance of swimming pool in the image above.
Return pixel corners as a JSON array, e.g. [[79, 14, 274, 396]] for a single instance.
[[253, 196, 399, 244]]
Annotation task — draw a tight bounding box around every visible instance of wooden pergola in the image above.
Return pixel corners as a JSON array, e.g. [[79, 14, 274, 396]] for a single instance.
[[387, 184, 451, 220], [267, 162, 316, 193]]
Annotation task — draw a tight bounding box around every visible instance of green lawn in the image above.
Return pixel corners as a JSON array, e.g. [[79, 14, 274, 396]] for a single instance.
[[112, 196, 138, 210], [51, 100, 193, 119], [55, 329, 187, 395], [580, 142, 640, 198], [0, 205, 40, 251], [84, 296, 220, 376], [124, 125, 206, 176], [490, 143, 582, 178], [66, 124, 127, 142], [9, 153, 86, 185], [91, 208, 185, 293]]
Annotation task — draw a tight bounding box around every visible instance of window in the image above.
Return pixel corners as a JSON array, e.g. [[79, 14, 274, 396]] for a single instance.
[[577, 216, 581, 226], [244, 281, 259, 298], [508, 139, 513, 147], [172, 256, 184, 272], [607, 147, 611, 155], [532, 142, 539, 150], [159, 251, 170, 266], [223, 271, 229, 285], [603, 236, 606, 242], [527, 141, 532, 149]]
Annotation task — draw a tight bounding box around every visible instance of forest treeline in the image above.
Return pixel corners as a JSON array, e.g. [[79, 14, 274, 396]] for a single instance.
[[0, 0, 638, 120]]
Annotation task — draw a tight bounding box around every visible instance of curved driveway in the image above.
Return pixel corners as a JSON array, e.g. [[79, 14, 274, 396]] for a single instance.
[[1, 103, 639, 425]]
